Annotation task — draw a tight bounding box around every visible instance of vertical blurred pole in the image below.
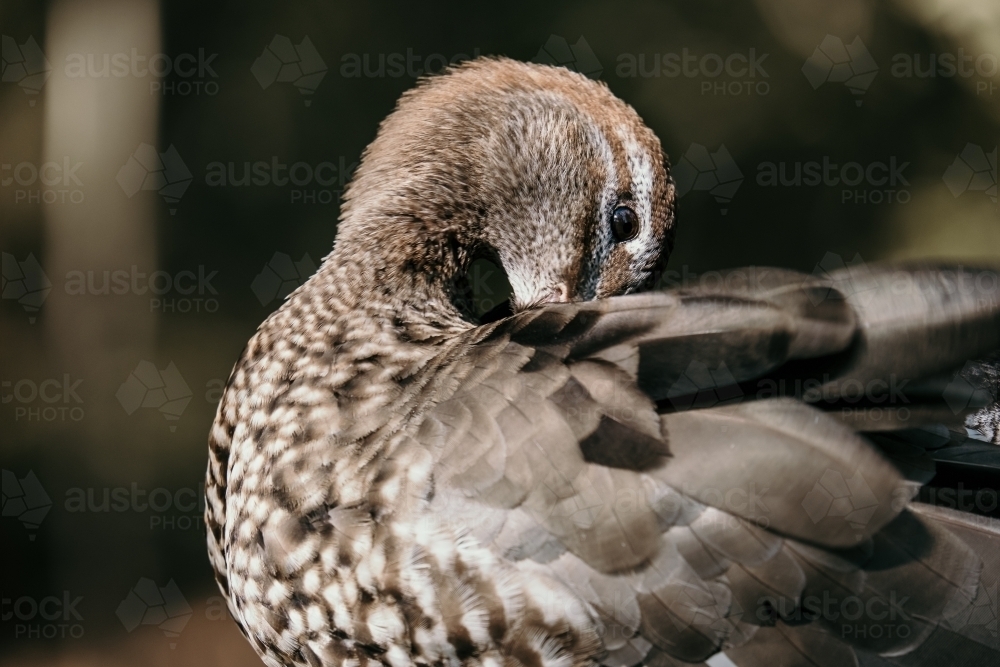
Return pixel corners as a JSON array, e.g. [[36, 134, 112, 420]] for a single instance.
[[43, 0, 162, 617], [43, 0, 160, 454]]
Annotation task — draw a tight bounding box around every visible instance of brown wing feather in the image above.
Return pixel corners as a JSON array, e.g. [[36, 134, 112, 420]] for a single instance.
[[415, 265, 1000, 666]]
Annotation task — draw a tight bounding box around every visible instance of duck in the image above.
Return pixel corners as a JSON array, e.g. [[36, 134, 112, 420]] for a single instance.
[[205, 57, 1000, 667]]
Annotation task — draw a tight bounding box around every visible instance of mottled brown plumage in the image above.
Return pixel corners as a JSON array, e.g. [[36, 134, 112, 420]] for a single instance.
[[206, 58, 1000, 667], [962, 352, 1000, 444]]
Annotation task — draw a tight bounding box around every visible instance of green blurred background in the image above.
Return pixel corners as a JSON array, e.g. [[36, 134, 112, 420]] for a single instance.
[[1, 0, 998, 664]]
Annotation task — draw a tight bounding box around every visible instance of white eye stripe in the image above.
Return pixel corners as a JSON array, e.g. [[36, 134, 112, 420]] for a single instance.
[[621, 134, 654, 241], [582, 124, 657, 296], [575, 122, 618, 299], [620, 134, 660, 286], [593, 124, 618, 199]]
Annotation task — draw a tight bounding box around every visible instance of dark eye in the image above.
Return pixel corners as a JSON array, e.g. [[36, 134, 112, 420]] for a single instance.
[[611, 206, 639, 242]]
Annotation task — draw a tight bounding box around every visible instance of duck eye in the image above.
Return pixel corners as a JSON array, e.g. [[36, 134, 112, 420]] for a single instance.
[[611, 206, 639, 242]]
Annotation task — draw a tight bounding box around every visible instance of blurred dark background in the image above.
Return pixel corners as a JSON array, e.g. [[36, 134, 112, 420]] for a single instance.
[[1, 0, 998, 664]]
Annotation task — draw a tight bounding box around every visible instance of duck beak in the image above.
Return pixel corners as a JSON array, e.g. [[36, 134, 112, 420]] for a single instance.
[[508, 282, 572, 315], [539, 282, 571, 305]]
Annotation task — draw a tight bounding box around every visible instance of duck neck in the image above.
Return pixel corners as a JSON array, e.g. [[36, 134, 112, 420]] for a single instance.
[[320, 213, 480, 337]]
